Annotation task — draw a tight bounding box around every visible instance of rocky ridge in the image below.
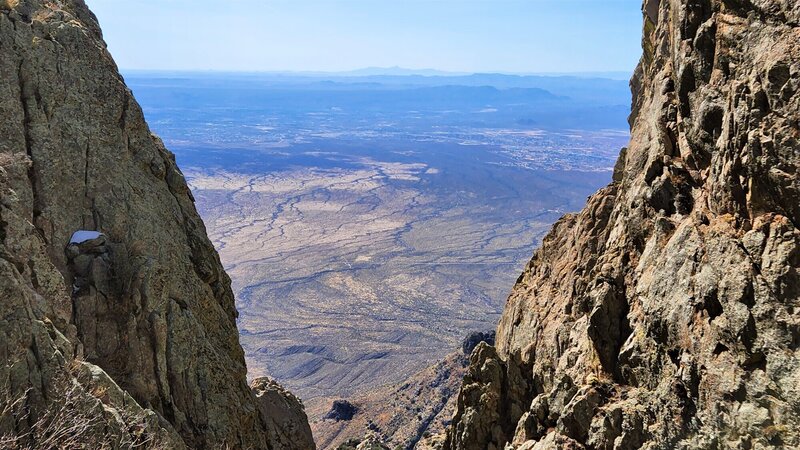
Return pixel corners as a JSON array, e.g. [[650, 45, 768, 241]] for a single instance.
[[445, 0, 799, 449], [0, 0, 313, 448]]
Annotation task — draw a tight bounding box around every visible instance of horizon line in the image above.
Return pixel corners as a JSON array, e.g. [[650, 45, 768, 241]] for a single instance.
[[119, 67, 634, 79]]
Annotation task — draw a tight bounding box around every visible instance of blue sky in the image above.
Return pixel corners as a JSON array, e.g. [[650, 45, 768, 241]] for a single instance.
[[87, 0, 643, 74]]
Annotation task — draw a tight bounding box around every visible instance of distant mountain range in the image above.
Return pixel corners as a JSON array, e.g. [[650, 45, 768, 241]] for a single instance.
[[320, 66, 472, 77], [123, 70, 632, 107], [123, 67, 632, 80], [318, 67, 633, 81]]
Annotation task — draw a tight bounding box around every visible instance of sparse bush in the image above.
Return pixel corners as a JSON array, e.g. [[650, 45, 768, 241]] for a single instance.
[[0, 362, 164, 449]]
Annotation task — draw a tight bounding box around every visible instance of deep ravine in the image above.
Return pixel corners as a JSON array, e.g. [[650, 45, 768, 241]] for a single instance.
[[1, 0, 798, 449]]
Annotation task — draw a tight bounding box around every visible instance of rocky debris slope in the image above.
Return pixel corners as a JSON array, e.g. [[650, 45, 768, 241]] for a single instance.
[[0, 0, 313, 448], [311, 352, 464, 450], [445, 0, 799, 449]]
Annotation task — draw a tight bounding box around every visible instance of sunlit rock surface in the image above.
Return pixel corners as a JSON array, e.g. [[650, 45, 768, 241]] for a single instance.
[[445, 0, 800, 448]]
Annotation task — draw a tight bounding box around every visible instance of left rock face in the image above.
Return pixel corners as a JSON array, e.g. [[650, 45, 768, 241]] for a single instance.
[[0, 0, 313, 448]]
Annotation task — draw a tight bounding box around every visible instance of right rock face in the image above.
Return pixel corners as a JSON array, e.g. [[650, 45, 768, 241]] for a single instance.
[[446, 1, 799, 449]]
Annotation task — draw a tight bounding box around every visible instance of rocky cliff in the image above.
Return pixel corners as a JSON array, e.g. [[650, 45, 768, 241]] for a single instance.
[[0, 0, 313, 448], [445, 0, 799, 449]]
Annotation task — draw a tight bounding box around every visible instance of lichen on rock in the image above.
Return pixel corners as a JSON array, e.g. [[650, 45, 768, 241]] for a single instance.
[[444, 0, 800, 448], [0, 0, 314, 448]]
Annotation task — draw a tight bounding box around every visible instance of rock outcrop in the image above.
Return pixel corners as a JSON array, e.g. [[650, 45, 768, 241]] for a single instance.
[[336, 433, 390, 450], [324, 400, 360, 422], [0, 0, 313, 448], [252, 377, 317, 450], [445, 0, 799, 449]]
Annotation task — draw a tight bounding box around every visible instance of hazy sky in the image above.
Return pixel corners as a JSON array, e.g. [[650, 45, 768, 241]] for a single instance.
[[86, 0, 643, 74]]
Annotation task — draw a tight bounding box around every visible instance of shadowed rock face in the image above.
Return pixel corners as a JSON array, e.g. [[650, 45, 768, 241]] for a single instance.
[[461, 331, 496, 355], [0, 1, 313, 448], [445, 0, 799, 449]]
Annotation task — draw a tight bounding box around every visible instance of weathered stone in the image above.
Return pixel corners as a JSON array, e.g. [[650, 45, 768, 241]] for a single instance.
[[251, 377, 316, 450], [0, 1, 314, 448], [444, 0, 800, 448], [446, 343, 532, 450], [312, 349, 469, 450], [557, 386, 605, 443]]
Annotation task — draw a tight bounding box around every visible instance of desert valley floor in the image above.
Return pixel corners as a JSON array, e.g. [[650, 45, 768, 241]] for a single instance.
[[126, 71, 630, 416]]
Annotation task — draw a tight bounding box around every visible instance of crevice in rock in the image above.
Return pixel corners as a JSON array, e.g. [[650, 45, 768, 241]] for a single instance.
[[712, 343, 729, 355], [83, 140, 92, 229], [17, 59, 42, 231], [681, 0, 713, 41], [678, 65, 696, 117], [700, 105, 724, 141], [742, 351, 766, 371], [0, 211, 7, 244], [739, 313, 757, 352], [588, 281, 632, 380], [694, 21, 717, 83], [700, 288, 723, 320], [118, 91, 128, 131]]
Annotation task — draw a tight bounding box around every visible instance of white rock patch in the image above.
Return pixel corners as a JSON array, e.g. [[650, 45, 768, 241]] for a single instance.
[[69, 230, 102, 244]]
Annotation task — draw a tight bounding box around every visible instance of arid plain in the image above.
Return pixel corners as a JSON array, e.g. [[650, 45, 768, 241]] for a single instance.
[[185, 138, 614, 401], [126, 71, 630, 421]]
